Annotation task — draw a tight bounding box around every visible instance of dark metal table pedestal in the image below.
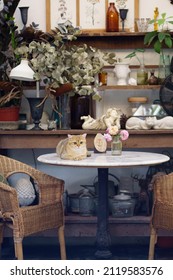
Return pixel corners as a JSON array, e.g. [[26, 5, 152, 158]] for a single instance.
[[95, 168, 112, 259]]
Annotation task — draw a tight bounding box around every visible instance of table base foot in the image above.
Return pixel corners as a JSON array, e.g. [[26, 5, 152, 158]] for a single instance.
[[95, 249, 112, 259]]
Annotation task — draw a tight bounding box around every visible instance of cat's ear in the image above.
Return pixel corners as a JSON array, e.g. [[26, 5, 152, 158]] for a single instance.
[[82, 133, 87, 138], [68, 134, 73, 138]]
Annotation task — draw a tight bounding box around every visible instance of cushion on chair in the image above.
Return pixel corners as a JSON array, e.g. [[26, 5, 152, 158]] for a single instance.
[[14, 178, 36, 207]]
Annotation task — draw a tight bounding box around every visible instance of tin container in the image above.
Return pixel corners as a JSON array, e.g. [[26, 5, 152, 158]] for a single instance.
[[110, 193, 135, 217]]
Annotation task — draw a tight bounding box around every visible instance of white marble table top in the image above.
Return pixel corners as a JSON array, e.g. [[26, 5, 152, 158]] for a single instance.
[[37, 151, 170, 168]]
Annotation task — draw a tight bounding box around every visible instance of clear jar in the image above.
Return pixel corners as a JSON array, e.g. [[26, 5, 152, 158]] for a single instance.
[[111, 136, 122, 156], [110, 193, 135, 217], [128, 97, 148, 115]]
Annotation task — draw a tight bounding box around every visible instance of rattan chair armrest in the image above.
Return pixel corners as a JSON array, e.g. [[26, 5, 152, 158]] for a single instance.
[[0, 182, 20, 214], [35, 172, 64, 204]]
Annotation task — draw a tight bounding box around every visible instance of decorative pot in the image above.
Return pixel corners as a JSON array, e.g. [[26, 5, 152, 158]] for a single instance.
[[0, 106, 20, 121], [114, 63, 130, 85]]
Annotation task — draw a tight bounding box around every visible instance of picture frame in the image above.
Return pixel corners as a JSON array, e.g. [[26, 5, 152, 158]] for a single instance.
[[46, 0, 77, 31], [77, 0, 108, 32], [46, 0, 139, 33]]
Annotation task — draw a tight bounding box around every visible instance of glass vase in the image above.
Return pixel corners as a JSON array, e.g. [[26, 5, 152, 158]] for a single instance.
[[55, 93, 71, 129], [158, 54, 171, 84], [137, 64, 148, 85], [111, 136, 122, 156]]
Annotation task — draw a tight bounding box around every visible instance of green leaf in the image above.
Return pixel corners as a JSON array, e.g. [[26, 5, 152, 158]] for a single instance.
[[157, 19, 165, 26], [125, 52, 136, 59], [135, 48, 144, 53], [153, 40, 161, 54], [158, 32, 167, 43], [144, 31, 157, 45], [165, 36, 172, 48]]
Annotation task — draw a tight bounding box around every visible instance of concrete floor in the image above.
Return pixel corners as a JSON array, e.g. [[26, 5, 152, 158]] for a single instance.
[[1, 237, 173, 260]]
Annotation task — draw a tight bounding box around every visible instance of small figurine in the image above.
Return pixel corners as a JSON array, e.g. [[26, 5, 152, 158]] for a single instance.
[[81, 107, 121, 130], [154, 7, 159, 31]]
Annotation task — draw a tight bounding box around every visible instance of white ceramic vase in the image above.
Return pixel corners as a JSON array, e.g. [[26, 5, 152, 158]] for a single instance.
[[114, 63, 130, 85]]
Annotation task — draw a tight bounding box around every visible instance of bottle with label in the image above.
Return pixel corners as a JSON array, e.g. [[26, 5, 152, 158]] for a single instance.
[[106, 2, 119, 32]]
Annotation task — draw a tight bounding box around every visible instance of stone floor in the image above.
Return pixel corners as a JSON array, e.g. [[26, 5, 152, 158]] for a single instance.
[[1, 237, 173, 260]]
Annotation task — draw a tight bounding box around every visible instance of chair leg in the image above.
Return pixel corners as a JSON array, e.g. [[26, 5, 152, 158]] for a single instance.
[[148, 226, 157, 260], [14, 238, 23, 260], [0, 223, 4, 258], [58, 226, 66, 260]]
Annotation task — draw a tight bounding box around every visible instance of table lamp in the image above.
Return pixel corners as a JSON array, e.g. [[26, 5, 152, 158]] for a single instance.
[[10, 59, 45, 130]]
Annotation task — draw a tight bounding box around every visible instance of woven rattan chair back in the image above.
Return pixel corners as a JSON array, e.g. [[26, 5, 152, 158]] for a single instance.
[[148, 172, 173, 259]]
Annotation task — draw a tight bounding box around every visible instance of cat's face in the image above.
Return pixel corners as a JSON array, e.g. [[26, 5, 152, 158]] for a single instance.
[[67, 134, 87, 149]]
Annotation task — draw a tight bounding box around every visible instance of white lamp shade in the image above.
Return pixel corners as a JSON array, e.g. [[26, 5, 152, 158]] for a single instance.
[[10, 59, 35, 81]]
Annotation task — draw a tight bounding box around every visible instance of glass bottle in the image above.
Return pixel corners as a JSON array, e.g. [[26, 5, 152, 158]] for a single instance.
[[137, 64, 148, 85], [111, 136, 122, 156], [148, 70, 158, 85], [106, 2, 119, 32]]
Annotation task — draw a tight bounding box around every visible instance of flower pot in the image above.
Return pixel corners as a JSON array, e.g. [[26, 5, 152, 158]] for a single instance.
[[0, 107, 20, 121]]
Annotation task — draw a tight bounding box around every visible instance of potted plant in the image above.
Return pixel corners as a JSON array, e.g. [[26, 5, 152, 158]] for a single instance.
[[0, 81, 22, 121], [0, 0, 23, 123], [144, 13, 173, 82], [0, 0, 21, 80], [15, 26, 117, 128]]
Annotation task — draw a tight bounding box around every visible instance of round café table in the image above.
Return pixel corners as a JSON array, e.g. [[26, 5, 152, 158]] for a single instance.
[[37, 151, 170, 259]]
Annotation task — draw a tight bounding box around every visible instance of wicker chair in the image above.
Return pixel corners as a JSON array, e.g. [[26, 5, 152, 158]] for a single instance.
[[0, 155, 66, 260], [148, 172, 173, 259]]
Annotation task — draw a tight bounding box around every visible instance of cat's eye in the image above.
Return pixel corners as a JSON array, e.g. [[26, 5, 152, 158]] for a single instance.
[[80, 141, 83, 144]]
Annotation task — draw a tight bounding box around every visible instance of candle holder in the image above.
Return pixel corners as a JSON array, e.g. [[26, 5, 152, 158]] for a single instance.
[[19, 6, 29, 30], [119, 9, 128, 32], [26, 97, 45, 130]]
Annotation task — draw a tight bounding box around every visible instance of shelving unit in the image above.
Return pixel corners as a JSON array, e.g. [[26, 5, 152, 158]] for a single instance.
[[1, 32, 171, 239]]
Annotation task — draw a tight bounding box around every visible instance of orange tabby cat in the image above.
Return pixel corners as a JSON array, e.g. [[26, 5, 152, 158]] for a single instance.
[[56, 134, 87, 160]]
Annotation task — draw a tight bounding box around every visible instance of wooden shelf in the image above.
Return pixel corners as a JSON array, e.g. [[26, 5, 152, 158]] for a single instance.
[[73, 32, 147, 49], [1, 129, 173, 150], [71, 31, 173, 50], [99, 85, 160, 90]]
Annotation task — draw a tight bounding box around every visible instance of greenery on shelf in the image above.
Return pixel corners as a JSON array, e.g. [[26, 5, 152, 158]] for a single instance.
[[125, 48, 145, 66], [15, 26, 117, 101], [0, 0, 21, 81], [144, 13, 173, 54]]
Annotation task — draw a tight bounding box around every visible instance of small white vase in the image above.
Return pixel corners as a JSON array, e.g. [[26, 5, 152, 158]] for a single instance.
[[114, 63, 130, 85]]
